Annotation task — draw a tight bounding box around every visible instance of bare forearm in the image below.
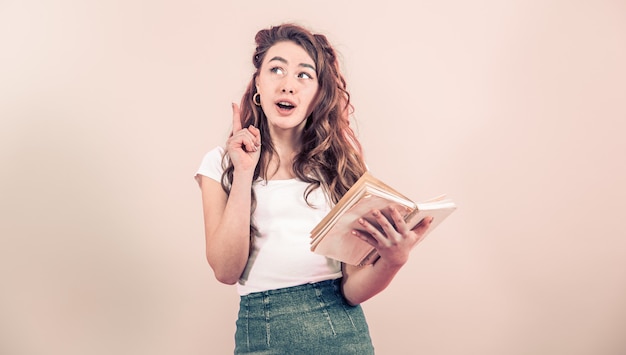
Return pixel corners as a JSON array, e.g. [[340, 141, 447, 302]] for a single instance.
[[341, 258, 404, 305], [205, 172, 254, 284]]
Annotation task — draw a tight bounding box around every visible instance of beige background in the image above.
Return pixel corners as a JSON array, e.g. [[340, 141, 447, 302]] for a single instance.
[[1, 1, 625, 354]]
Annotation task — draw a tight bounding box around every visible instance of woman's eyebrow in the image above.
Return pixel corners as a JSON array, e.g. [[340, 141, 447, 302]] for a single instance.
[[269, 56, 316, 71]]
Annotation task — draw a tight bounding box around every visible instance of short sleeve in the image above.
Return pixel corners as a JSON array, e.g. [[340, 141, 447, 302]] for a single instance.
[[194, 146, 226, 187]]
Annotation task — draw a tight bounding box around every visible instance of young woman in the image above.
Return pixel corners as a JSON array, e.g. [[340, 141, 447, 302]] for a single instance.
[[195, 23, 433, 354]]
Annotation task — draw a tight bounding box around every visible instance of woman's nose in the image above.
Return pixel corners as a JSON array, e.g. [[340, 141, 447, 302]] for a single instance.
[[280, 76, 295, 94]]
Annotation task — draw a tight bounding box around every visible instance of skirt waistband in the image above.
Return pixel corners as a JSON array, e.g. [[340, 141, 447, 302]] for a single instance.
[[239, 278, 341, 300]]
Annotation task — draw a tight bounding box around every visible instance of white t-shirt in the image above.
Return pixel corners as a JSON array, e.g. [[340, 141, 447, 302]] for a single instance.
[[195, 146, 342, 295]]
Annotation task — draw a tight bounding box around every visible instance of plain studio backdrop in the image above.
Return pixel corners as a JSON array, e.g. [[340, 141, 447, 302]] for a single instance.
[[1, 1, 625, 354]]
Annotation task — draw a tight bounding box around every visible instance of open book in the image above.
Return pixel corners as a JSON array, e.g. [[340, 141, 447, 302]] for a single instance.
[[310, 171, 457, 266]]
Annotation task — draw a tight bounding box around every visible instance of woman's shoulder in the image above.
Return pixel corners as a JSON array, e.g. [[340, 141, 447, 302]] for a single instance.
[[200, 145, 226, 167], [207, 145, 225, 156], [206, 145, 225, 155], [195, 145, 226, 184]]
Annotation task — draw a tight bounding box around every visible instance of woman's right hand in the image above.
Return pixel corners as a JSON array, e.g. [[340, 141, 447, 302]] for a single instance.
[[226, 103, 262, 174]]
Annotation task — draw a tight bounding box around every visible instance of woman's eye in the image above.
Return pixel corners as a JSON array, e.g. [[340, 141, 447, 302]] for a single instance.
[[298, 72, 313, 79], [270, 67, 285, 75]]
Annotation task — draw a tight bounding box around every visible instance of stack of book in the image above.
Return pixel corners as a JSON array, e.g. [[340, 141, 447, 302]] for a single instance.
[[310, 172, 457, 266]]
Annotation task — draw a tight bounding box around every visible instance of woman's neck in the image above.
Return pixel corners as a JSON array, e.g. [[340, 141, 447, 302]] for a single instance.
[[266, 137, 301, 181]]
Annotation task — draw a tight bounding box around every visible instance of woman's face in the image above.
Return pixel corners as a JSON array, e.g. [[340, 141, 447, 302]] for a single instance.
[[256, 41, 319, 136]]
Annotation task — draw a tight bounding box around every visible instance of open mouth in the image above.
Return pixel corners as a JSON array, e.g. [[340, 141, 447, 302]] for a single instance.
[[276, 101, 296, 112]]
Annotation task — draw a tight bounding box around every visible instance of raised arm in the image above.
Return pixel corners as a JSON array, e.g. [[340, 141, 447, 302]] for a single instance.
[[199, 103, 261, 284]]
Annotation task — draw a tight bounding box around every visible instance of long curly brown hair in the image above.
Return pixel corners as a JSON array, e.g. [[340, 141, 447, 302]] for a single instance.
[[221, 23, 367, 242]]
